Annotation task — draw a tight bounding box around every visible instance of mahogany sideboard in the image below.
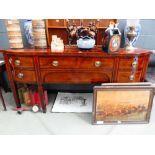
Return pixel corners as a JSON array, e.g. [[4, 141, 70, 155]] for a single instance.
[[0, 47, 151, 113]]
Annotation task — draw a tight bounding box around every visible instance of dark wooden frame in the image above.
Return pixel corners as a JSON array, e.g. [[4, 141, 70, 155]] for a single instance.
[[93, 83, 155, 125]]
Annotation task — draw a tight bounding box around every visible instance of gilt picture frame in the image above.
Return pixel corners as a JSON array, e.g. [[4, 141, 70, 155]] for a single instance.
[[93, 83, 155, 125]]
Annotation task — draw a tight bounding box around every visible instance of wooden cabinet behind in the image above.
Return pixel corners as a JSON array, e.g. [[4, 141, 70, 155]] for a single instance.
[[46, 19, 117, 46]]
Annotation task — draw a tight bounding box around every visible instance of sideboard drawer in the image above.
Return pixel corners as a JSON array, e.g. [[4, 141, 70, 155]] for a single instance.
[[39, 57, 77, 69], [41, 70, 112, 83], [77, 57, 114, 69], [13, 70, 36, 83], [39, 57, 114, 70], [9, 56, 34, 68], [116, 71, 142, 82], [118, 57, 144, 70]]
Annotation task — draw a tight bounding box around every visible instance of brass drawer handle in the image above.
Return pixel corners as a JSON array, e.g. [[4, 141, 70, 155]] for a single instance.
[[52, 60, 59, 67], [15, 60, 21, 66], [129, 75, 135, 80], [17, 73, 24, 79], [95, 61, 101, 67]]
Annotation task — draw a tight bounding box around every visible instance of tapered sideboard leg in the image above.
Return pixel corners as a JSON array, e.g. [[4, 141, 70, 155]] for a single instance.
[[10, 81, 21, 108], [38, 84, 46, 113], [4, 54, 21, 108], [0, 88, 7, 111]]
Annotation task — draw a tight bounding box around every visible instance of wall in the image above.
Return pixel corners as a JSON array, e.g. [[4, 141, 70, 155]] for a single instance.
[[118, 19, 155, 50], [0, 19, 29, 58], [0, 19, 155, 58]]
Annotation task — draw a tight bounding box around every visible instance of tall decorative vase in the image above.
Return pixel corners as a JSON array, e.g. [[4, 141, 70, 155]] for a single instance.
[[24, 20, 34, 47], [5, 19, 24, 49], [124, 19, 141, 50], [32, 19, 47, 48]]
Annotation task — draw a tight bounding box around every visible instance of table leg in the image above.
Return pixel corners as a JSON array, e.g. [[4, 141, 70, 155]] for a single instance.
[[4, 55, 21, 108], [10, 81, 21, 108], [0, 88, 6, 111], [38, 84, 46, 113]]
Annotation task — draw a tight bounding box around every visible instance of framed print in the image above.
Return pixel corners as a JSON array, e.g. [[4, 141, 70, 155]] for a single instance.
[[93, 83, 155, 125]]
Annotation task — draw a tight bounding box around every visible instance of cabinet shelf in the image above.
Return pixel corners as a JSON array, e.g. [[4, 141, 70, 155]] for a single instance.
[[46, 19, 117, 46], [47, 26, 66, 29]]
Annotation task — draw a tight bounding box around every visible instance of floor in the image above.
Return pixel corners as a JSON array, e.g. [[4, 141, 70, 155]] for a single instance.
[[0, 91, 155, 135]]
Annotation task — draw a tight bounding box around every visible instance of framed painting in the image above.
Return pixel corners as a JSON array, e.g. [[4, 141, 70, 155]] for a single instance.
[[93, 83, 155, 124]]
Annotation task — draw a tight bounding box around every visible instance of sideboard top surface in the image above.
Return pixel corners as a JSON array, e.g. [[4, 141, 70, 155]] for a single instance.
[[0, 47, 151, 57]]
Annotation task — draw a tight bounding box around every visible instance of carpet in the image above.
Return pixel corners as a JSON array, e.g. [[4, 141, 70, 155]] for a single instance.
[[51, 92, 93, 113]]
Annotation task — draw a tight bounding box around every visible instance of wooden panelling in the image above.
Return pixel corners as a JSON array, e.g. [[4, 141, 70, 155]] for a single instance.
[[41, 70, 112, 83], [81, 19, 97, 27], [47, 19, 65, 27], [67, 19, 81, 26]]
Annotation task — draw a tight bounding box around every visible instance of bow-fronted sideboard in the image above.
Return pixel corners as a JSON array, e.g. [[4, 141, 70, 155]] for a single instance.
[[0, 47, 151, 113]]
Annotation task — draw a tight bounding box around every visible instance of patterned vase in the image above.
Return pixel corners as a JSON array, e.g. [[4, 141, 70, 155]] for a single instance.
[[24, 20, 34, 47], [32, 20, 47, 48]]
